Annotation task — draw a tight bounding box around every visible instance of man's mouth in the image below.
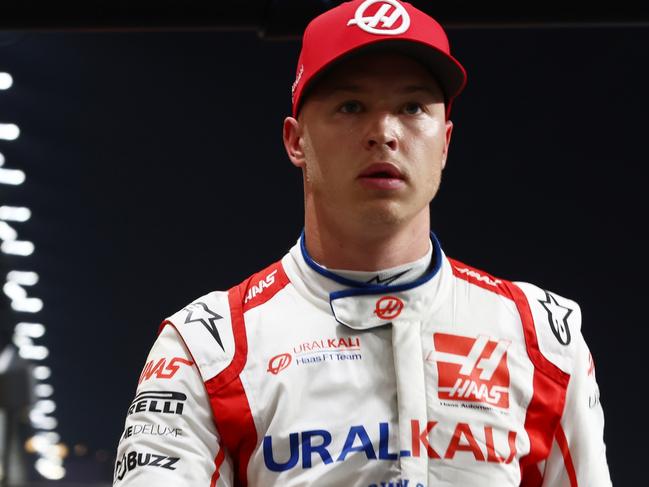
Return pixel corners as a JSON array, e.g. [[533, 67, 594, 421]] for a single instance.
[[357, 163, 406, 190], [359, 163, 404, 179], [364, 171, 398, 178]]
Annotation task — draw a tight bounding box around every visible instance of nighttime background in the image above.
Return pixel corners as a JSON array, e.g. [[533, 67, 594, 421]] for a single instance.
[[1, 17, 647, 486]]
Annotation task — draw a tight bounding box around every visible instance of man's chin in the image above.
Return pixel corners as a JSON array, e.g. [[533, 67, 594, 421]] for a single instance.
[[355, 200, 410, 227]]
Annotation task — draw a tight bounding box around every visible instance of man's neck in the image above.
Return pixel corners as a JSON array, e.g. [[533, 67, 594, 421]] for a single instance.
[[304, 211, 431, 271]]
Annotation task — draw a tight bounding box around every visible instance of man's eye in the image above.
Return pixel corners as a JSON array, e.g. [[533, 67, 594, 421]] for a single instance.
[[403, 102, 423, 115], [339, 101, 362, 114]]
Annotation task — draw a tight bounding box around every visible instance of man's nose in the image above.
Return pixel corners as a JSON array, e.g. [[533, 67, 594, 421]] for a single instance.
[[363, 112, 399, 151]]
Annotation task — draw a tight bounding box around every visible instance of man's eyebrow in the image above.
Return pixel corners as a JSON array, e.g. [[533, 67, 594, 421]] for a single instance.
[[321, 84, 441, 96], [398, 85, 442, 96], [322, 84, 363, 94]]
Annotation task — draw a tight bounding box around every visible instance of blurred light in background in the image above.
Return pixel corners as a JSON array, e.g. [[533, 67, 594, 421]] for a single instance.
[[33, 365, 51, 381], [1, 239, 35, 256], [73, 444, 88, 457], [0, 206, 31, 222], [4, 275, 44, 313], [1, 71, 66, 480], [0, 123, 20, 140], [0, 154, 26, 185], [0, 72, 12, 90]]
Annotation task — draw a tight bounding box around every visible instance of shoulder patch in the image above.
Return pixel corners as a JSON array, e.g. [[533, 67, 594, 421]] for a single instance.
[[240, 260, 290, 313], [162, 291, 234, 382], [448, 258, 512, 298], [514, 281, 581, 374]]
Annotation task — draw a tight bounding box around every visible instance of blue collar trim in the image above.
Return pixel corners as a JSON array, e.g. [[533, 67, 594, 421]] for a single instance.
[[299, 229, 443, 299]]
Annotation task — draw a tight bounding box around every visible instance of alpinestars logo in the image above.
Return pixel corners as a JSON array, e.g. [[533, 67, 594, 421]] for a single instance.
[[366, 268, 410, 286], [538, 290, 572, 345], [433, 333, 511, 409], [183, 301, 224, 351]]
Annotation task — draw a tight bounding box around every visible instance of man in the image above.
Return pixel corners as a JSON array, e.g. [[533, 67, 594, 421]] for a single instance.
[[113, 1, 612, 486]]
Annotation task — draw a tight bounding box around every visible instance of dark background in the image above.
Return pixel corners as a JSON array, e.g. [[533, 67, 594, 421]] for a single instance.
[[1, 20, 646, 485]]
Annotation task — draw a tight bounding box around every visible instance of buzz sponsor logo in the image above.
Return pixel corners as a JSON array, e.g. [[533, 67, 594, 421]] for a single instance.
[[114, 450, 179, 482], [245, 269, 278, 303], [429, 333, 510, 409], [263, 420, 517, 472], [138, 357, 194, 384], [127, 390, 186, 416]]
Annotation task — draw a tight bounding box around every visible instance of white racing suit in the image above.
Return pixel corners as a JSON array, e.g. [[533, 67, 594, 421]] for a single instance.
[[113, 233, 612, 486]]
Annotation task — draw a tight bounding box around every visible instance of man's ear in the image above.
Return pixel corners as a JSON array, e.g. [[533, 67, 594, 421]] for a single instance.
[[441, 120, 453, 170], [283, 116, 306, 169]]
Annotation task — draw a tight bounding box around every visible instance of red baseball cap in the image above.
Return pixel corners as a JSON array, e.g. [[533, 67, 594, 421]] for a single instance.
[[291, 0, 467, 118]]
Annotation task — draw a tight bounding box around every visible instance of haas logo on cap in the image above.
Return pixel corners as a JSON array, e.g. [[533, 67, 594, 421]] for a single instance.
[[347, 0, 411, 35]]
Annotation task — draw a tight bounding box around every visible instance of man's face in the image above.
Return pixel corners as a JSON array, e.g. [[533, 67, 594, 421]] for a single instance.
[[284, 51, 453, 229]]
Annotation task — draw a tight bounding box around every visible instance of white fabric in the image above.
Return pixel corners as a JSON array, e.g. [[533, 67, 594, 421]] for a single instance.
[[113, 237, 612, 487], [392, 319, 428, 485]]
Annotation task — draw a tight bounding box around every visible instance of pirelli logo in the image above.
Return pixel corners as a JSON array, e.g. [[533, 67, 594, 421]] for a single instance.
[[433, 333, 511, 409]]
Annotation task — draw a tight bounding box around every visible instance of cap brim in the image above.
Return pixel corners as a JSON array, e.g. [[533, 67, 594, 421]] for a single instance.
[[297, 39, 466, 114], [369, 39, 467, 100]]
